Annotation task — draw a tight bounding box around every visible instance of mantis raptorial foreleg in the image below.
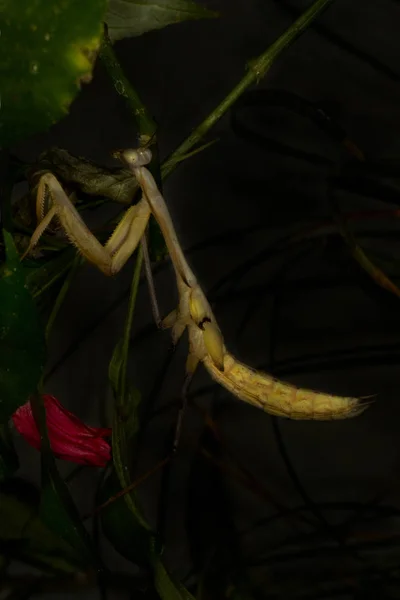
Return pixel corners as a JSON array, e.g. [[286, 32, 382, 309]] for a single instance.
[[22, 172, 151, 276], [118, 147, 371, 421]]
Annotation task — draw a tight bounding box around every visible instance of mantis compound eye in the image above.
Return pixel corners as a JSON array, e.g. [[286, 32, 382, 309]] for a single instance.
[[119, 147, 152, 167]]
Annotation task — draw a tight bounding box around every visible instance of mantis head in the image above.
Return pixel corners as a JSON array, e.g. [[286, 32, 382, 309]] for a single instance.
[[114, 147, 152, 168]]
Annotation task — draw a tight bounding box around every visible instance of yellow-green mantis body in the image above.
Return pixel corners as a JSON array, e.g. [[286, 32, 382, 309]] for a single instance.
[[23, 147, 370, 421]]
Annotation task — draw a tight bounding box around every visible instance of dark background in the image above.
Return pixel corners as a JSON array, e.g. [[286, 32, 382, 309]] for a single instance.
[[7, 0, 400, 597]]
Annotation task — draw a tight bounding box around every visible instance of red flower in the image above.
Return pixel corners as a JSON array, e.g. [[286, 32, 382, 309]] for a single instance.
[[12, 395, 112, 467]]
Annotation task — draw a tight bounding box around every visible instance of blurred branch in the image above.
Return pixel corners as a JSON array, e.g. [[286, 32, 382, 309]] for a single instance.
[[162, 0, 335, 176], [99, 26, 157, 139]]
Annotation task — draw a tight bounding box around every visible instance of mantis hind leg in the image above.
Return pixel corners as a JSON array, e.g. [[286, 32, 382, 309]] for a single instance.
[[141, 234, 163, 328]]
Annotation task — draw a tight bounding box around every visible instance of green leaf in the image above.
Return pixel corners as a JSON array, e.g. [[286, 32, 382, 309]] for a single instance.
[[0, 0, 108, 148], [39, 468, 100, 568], [0, 231, 46, 424], [100, 469, 156, 566], [106, 0, 218, 42], [0, 478, 82, 573], [225, 585, 255, 600], [34, 147, 138, 205], [0, 425, 19, 482]]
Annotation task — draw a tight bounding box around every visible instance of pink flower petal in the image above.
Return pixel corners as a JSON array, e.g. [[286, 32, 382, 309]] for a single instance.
[[12, 395, 112, 467]]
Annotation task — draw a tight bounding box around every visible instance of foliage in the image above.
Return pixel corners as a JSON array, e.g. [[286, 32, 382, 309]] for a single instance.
[[105, 0, 218, 42], [0, 0, 108, 147], [0, 232, 46, 424]]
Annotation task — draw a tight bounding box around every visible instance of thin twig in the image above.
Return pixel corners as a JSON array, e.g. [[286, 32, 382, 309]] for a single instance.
[[162, 0, 335, 177], [83, 455, 171, 520], [99, 26, 157, 139]]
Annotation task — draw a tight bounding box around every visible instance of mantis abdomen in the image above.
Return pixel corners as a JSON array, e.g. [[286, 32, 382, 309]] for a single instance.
[[124, 148, 371, 421], [203, 353, 369, 420]]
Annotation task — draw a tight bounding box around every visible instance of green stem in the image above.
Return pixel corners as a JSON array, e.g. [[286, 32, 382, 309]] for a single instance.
[[99, 26, 163, 260], [45, 255, 83, 340], [161, 0, 334, 177], [99, 28, 157, 140], [120, 245, 143, 401], [32, 262, 73, 299]]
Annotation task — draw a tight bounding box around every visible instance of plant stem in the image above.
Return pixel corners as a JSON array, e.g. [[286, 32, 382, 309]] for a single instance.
[[161, 0, 334, 177], [99, 27, 157, 140], [99, 26, 163, 261], [45, 255, 83, 340], [120, 246, 143, 392]]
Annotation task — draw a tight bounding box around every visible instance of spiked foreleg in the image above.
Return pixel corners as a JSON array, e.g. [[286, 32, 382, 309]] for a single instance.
[[22, 173, 151, 276]]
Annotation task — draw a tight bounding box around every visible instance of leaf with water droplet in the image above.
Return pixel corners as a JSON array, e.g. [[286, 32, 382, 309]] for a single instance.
[[0, 231, 46, 423], [106, 0, 218, 42], [1, 0, 108, 147]]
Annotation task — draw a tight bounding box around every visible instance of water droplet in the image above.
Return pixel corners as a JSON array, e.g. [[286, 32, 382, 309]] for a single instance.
[[115, 80, 125, 95], [44, 33, 51, 41], [29, 61, 39, 75]]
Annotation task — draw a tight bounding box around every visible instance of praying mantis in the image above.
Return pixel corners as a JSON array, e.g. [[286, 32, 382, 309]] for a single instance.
[[22, 145, 371, 421]]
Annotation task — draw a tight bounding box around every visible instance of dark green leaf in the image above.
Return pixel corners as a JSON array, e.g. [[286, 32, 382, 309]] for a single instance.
[[34, 147, 138, 204], [226, 585, 255, 600], [0, 425, 19, 482], [0, 478, 81, 573], [39, 468, 100, 568], [1, 0, 108, 147], [100, 469, 156, 566], [106, 0, 218, 42], [0, 231, 46, 423]]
